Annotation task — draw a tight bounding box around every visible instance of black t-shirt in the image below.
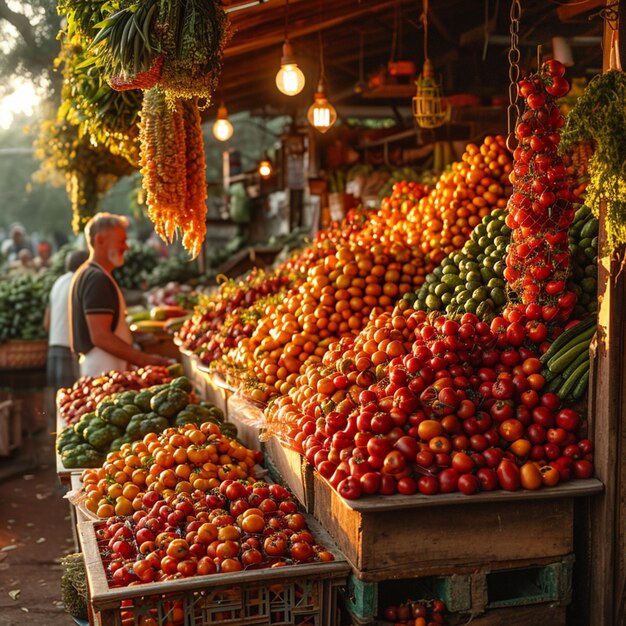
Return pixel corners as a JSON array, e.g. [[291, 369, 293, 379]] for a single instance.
[[69, 262, 119, 355]]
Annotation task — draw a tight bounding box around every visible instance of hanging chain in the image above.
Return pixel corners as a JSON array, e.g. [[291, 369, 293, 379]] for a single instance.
[[422, 0, 429, 61], [506, 0, 522, 153]]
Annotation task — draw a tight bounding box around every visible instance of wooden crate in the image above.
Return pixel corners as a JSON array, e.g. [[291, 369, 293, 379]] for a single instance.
[[0, 399, 21, 456], [77, 513, 350, 626], [313, 472, 603, 582], [196, 365, 231, 418], [227, 393, 264, 452], [343, 554, 574, 623], [262, 436, 314, 511]]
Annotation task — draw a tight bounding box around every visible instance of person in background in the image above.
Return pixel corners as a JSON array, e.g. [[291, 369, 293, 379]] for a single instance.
[[7, 248, 36, 275], [35, 241, 52, 269], [44, 249, 89, 390], [1, 223, 34, 262], [69, 212, 173, 378]]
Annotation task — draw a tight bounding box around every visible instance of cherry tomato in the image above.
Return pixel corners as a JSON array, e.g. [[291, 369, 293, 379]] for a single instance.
[[497, 459, 521, 491]]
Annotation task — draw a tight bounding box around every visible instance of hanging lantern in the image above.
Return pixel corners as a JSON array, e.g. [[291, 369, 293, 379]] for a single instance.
[[412, 59, 449, 129]]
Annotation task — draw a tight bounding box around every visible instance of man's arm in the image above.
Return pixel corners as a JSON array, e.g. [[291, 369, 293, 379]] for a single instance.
[[86, 314, 171, 367]]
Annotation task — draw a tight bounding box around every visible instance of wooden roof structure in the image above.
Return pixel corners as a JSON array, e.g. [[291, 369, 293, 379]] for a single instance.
[[216, 0, 606, 117]]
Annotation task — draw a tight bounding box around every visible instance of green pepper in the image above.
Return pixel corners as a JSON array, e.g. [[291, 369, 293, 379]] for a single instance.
[[73, 413, 98, 438], [56, 428, 83, 454], [138, 413, 170, 437], [115, 390, 138, 405], [62, 443, 105, 469], [95, 400, 116, 420], [110, 434, 133, 451], [220, 422, 238, 439], [150, 388, 190, 419], [107, 407, 132, 429], [167, 363, 184, 378], [126, 413, 146, 440], [170, 376, 193, 393], [84, 421, 123, 452], [134, 389, 155, 411], [173, 410, 201, 427]]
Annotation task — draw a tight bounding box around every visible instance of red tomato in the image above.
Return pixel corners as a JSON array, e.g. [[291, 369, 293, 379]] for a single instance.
[[396, 476, 418, 495], [417, 475, 439, 495], [457, 473, 479, 495], [438, 468, 460, 493], [555, 408, 580, 431], [476, 467, 497, 491], [359, 472, 381, 495], [451, 451, 475, 474], [337, 476, 363, 500], [496, 459, 521, 491], [499, 419, 524, 442], [572, 459, 593, 479]]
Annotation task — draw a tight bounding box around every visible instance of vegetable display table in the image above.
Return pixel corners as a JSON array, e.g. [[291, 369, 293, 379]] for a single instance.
[[313, 471, 603, 582]]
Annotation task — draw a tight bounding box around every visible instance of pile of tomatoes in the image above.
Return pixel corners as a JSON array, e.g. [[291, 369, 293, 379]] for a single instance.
[[505, 59, 578, 321], [293, 308, 592, 499], [80, 422, 262, 517], [382, 598, 448, 626], [96, 480, 335, 588]]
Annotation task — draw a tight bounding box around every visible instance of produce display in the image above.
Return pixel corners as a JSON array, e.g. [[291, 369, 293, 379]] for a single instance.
[[127, 305, 191, 334], [505, 60, 577, 322], [57, 377, 234, 468], [413, 204, 598, 321], [57, 364, 182, 425], [146, 256, 203, 289], [381, 598, 448, 625], [268, 305, 593, 499], [147, 281, 199, 308], [0, 274, 48, 343], [79, 422, 261, 517], [540, 317, 596, 403], [92, 480, 335, 588]]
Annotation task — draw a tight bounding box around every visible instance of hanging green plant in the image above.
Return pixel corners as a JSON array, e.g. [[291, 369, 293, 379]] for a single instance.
[[88, 0, 229, 104], [560, 70, 626, 260]]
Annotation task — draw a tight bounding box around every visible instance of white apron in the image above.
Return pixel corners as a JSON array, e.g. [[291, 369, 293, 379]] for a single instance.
[[79, 270, 133, 378]]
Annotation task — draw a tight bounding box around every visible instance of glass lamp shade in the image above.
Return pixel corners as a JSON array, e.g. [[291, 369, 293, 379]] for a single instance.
[[212, 104, 234, 141], [275, 40, 305, 95], [258, 159, 273, 179], [307, 92, 337, 133]]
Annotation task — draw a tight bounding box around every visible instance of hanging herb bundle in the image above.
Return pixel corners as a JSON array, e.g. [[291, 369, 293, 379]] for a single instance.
[[138, 88, 207, 257], [89, 0, 229, 104], [560, 70, 626, 258]]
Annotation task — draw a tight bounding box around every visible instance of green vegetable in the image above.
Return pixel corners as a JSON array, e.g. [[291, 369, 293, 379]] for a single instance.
[[150, 387, 190, 418], [73, 412, 98, 438], [539, 317, 596, 364], [62, 443, 105, 468], [83, 421, 123, 451], [560, 70, 626, 257]]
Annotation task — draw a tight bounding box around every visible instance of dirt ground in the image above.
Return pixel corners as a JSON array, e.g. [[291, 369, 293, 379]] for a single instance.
[[0, 387, 78, 626]]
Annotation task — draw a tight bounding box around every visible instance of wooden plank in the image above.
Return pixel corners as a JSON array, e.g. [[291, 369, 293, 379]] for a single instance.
[[556, 0, 603, 21], [313, 472, 576, 581], [262, 435, 314, 510], [467, 603, 567, 626], [589, 4, 623, 624]]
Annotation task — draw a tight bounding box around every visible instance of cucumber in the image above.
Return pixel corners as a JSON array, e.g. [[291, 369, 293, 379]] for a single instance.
[[557, 360, 590, 400], [559, 348, 591, 381], [539, 317, 596, 364], [580, 218, 599, 239], [545, 374, 565, 394], [571, 368, 591, 400], [547, 340, 592, 374]]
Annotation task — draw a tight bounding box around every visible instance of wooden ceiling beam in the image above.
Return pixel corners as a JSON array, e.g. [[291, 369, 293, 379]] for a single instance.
[[225, 0, 404, 58]]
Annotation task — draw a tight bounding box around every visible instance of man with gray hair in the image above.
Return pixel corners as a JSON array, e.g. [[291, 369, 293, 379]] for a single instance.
[[69, 212, 172, 378]]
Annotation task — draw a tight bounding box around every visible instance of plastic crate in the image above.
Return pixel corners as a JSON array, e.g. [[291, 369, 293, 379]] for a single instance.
[[78, 515, 349, 626]]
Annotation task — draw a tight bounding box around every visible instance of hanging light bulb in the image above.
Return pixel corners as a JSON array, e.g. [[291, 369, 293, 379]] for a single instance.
[[275, 0, 305, 96], [212, 103, 234, 141], [258, 157, 273, 179], [307, 32, 337, 133], [276, 39, 306, 96], [307, 78, 337, 133]]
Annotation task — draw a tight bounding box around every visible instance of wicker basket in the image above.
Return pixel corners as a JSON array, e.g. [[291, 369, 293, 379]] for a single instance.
[[0, 339, 48, 370]]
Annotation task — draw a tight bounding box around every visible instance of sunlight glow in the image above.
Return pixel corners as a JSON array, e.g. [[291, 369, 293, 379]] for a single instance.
[[0, 81, 40, 129]]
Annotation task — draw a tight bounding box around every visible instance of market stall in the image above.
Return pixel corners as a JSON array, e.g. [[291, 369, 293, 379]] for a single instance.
[[4, 0, 626, 625]]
